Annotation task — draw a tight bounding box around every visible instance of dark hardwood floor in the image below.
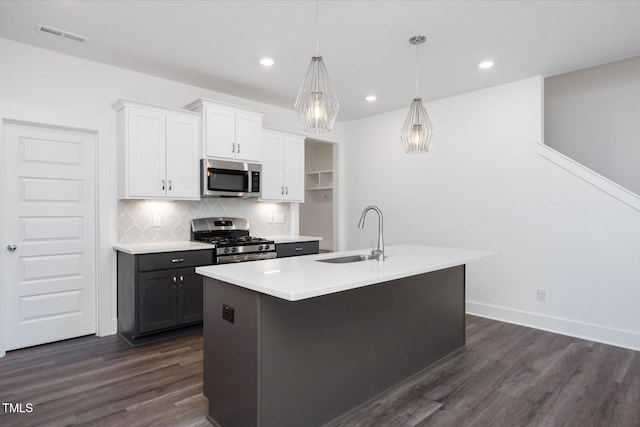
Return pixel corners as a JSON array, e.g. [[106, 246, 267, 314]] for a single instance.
[[1, 316, 639, 426], [0, 332, 209, 427]]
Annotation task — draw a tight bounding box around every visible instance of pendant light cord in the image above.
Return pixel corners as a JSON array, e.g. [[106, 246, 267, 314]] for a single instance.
[[315, 0, 319, 55], [415, 42, 420, 97]]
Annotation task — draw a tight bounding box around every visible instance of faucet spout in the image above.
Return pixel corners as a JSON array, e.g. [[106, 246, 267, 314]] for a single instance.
[[357, 205, 384, 261]]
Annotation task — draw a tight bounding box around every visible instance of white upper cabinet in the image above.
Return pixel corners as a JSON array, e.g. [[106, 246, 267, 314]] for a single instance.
[[165, 113, 201, 199], [113, 100, 201, 200], [185, 99, 264, 163], [260, 128, 305, 202]]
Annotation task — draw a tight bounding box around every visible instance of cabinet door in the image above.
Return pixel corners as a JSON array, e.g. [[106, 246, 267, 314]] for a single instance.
[[261, 132, 284, 201], [235, 112, 262, 162], [166, 113, 200, 200], [177, 267, 203, 325], [204, 105, 235, 159], [127, 107, 166, 198], [138, 269, 178, 333], [283, 135, 305, 202]]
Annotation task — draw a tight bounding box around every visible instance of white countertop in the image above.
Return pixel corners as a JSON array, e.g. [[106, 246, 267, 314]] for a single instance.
[[265, 235, 323, 244], [113, 241, 215, 255], [196, 244, 495, 301]]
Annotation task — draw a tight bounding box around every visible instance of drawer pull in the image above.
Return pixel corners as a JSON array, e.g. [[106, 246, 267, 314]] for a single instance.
[[171, 258, 184, 263], [295, 247, 303, 251]]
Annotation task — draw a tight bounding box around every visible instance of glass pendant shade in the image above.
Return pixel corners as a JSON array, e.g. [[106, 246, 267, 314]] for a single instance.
[[295, 55, 339, 133], [401, 97, 433, 154]]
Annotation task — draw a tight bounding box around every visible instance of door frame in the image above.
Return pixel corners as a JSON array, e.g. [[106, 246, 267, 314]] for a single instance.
[[0, 103, 117, 357], [296, 137, 342, 253]]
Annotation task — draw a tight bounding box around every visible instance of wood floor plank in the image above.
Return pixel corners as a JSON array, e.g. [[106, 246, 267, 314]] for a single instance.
[[334, 315, 640, 427], [2, 317, 640, 426]]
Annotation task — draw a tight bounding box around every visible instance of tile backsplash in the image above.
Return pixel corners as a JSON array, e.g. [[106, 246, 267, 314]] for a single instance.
[[117, 198, 291, 244]]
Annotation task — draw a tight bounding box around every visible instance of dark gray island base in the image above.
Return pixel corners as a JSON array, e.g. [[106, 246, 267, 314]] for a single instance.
[[202, 265, 465, 427]]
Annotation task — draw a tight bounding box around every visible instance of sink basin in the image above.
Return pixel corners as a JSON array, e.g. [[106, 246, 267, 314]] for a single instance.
[[317, 254, 374, 264]]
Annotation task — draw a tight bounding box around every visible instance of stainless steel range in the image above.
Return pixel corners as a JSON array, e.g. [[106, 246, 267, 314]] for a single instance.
[[191, 217, 276, 264]]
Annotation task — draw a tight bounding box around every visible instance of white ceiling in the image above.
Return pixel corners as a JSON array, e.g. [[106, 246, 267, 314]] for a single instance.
[[1, 1, 640, 122]]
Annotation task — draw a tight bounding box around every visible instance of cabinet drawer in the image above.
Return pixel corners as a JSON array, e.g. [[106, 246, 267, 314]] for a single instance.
[[276, 241, 319, 258], [138, 250, 213, 272]]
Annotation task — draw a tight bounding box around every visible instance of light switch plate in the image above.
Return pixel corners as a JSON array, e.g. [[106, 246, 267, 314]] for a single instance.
[[267, 213, 274, 224], [152, 214, 161, 227], [274, 213, 285, 224]]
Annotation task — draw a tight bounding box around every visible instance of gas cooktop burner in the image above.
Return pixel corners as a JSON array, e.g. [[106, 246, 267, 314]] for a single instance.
[[190, 217, 277, 264]]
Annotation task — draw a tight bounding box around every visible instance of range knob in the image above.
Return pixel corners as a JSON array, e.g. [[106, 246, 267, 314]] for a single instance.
[[231, 247, 237, 253], [258, 245, 263, 251], [264, 244, 270, 250], [223, 248, 229, 254]]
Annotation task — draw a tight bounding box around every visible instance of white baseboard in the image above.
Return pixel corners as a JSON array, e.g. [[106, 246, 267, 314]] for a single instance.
[[96, 320, 118, 337], [467, 301, 640, 352]]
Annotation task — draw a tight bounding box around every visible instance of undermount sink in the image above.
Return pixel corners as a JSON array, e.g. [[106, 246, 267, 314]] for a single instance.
[[317, 254, 374, 264]]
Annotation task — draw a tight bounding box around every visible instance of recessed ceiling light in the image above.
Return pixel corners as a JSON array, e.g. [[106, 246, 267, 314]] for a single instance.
[[365, 95, 377, 102], [478, 60, 494, 69], [260, 58, 274, 67]]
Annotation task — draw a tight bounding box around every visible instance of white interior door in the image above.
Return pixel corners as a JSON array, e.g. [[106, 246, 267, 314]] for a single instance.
[[3, 122, 96, 351]]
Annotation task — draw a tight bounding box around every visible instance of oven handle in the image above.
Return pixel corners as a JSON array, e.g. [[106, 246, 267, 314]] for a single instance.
[[217, 252, 277, 264]]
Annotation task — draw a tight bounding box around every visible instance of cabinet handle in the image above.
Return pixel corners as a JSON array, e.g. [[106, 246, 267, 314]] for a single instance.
[[172, 276, 177, 289], [171, 258, 184, 263], [162, 179, 165, 190], [179, 276, 184, 288], [168, 180, 172, 191], [232, 143, 235, 153], [281, 186, 284, 195], [285, 186, 289, 195], [237, 143, 240, 153]]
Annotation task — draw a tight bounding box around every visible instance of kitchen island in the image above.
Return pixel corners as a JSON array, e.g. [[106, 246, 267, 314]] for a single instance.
[[196, 244, 494, 427]]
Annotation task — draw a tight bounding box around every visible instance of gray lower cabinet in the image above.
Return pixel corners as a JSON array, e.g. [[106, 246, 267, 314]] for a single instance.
[[275, 240, 319, 258], [117, 249, 213, 345]]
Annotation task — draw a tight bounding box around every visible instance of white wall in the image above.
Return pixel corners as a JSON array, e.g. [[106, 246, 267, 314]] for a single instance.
[[342, 76, 640, 350], [0, 36, 344, 348], [545, 55, 640, 195]]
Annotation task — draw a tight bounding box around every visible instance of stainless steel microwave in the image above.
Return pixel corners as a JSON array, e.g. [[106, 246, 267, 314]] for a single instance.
[[201, 159, 261, 198]]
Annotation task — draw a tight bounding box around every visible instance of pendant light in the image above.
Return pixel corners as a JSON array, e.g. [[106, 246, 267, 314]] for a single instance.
[[294, 0, 339, 133], [400, 35, 434, 154]]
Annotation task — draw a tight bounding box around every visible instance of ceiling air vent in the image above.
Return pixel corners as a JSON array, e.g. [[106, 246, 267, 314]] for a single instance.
[[37, 24, 87, 43]]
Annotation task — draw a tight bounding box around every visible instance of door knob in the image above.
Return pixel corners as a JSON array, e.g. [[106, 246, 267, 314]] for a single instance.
[[6, 244, 17, 251]]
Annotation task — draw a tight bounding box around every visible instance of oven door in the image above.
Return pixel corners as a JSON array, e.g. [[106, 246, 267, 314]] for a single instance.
[[217, 252, 277, 264], [201, 159, 261, 198]]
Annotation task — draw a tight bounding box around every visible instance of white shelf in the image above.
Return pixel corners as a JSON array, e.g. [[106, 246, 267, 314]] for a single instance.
[[306, 170, 333, 190]]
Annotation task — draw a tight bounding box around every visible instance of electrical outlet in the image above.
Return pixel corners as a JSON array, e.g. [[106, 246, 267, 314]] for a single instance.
[[536, 288, 547, 302], [274, 213, 285, 224], [152, 214, 161, 227], [267, 213, 274, 224], [222, 304, 235, 323]]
